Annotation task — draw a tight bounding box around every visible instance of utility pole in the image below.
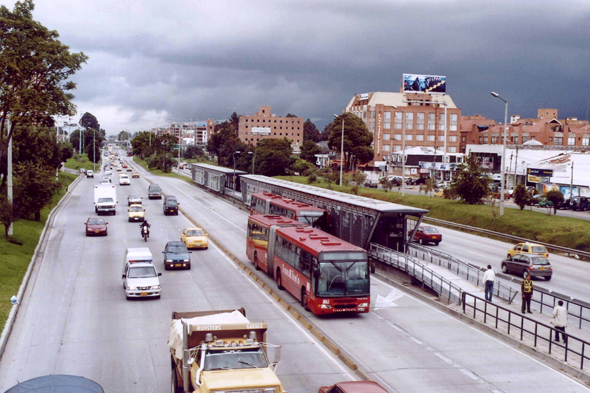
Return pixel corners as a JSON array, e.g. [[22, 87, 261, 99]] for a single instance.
[[401, 109, 406, 197], [570, 160, 574, 200], [93, 128, 96, 172], [7, 120, 13, 236], [508, 152, 513, 189], [513, 145, 519, 187]]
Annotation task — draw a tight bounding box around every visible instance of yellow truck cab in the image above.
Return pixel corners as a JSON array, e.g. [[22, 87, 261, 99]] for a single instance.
[[128, 204, 145, 222], [169, 309, 285, 393]]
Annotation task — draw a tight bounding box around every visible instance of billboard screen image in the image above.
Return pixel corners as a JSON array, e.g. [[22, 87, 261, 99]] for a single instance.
[[403, 74, 446, 93]]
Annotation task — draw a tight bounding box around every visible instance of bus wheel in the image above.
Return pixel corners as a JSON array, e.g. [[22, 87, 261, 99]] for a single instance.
[[254, 253, 261, 271], [276, 270, 284, 290], [301, 289, 310, 311]]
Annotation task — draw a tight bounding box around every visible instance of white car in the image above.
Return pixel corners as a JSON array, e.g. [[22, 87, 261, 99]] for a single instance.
[[122, 262, 161, 300], [86, 170, 94, 178], [104, 170, 112, 176], [100, 177, 111, 184], [119, 175, 130, 185]]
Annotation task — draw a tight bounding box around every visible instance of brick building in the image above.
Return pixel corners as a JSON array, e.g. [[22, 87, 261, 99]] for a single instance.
[[343, 91, 462, 165], [238, 106, 304, 148], [153, 122, 208, 146], [460, 109, 590, 153]]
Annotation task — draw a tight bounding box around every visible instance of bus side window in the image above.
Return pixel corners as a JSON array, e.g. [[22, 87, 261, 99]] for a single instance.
[[300, 250, 312, 277]]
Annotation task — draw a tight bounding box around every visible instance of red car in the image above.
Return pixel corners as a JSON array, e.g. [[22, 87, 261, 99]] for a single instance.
[[85, 217, 108, 236], [408, 225, 442, 246], [319, 381, 389, 393]]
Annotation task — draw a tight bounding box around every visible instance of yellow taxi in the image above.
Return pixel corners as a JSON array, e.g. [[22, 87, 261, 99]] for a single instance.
[[132, 171, 140, 178], [112, 162, 119, 167], [128, 204, 145, 222], [507, 242, 549, 259], [181, 227, 208, 249]]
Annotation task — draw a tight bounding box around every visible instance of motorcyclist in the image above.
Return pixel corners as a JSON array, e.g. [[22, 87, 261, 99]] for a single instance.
[[140, 221, 151, 238]]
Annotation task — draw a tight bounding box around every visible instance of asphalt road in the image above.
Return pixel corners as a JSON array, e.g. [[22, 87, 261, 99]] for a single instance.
[[131, 162, 589, 392], [0, 166, 355, 392]]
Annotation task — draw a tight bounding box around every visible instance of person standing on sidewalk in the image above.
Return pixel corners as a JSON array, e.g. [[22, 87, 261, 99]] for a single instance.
[[551, 300, 568, 344], [483, 265, 495, 302], [521, 274, 533, 314]]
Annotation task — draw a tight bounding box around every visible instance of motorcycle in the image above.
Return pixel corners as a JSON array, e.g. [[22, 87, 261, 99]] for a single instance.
[[141, 225, 150, 242]]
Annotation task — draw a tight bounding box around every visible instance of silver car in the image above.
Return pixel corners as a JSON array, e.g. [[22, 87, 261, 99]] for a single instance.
[[501, 254, 552, 281], [128, 194, 143, 206]]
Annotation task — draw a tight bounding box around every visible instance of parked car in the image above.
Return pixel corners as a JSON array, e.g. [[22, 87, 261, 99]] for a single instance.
[[529, 194, 543, 206], [128, 194, 143, 206], [319, 381, 389, 393], [163, 195, 179, 215], [84, 217, 108, 236], [364, 181, 378, 189], [181, 227, 209, 249], [507, 242, 549, 259], [162, 241, 192, 270], [571, 196, 590, 211], [538, 198, 553, 208], [557, 198, 573, 210], [501, 254, 552, 280], [408, 225, 442, 246]]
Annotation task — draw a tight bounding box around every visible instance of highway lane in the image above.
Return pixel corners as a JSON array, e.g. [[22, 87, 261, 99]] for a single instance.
[[137, 164, 589, 393], [0, 167, 355, 392]]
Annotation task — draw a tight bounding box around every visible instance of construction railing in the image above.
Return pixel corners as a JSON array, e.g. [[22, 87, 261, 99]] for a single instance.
[[462, 292, 590, 371]]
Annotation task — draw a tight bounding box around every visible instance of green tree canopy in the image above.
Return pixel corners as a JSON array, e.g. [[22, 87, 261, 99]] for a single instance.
[[13, 161, 61, 221], [207, 121, 235, 158], [0, 0, 88, 185], [513, 184, 530, 210], [130, 131, 156, 159], [229, 112, 240, 132], [184, 145, 204, 159], [79, 112, 100, 131], [544, 189, 564, 215], [450, 154, 491, 204], [300, 140, 322, 163], [303, 119, 321, 142], [329, 113, 374, 170], [256, 138, 294, 176]]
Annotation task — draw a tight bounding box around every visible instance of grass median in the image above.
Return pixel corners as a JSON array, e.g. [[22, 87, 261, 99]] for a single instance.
[[0, 171, 77, 333], [64, 153, 100, 172], [133, 156, 193, 184], [275, 176, 590, 253]]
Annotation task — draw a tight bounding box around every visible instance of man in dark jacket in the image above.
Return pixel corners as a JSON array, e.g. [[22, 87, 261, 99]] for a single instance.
[[521, 274, 533, 314]]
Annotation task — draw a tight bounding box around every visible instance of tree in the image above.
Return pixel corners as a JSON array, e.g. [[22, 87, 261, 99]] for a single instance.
[[0, 0, 88, 186], [13, 162, 61, 221], [320, 124, 331, 141], [229, 112, 240, 132], [0, 194, 16, 236], [13, 125, 71, 170], [118, 131, 130, 141], [513, 184, 530, 210], [290, 158, 314, 175], [545, 190, 564, 215], [328, 113, 374, 171], [156, 134, 177, 155], [303, 119, 321, 142], [449, 154, 491, 204], [218, 138, 247, 168], [353, 171, 367, 185], [286, 113, 298, 118], [87, 139, 101, 164], [207, 121, 235, 158], [130, 131, 156, 159], [184, 145, 204, 159], [79, 112, 100, 132], [380, 178, 394, 192], [300, 140, 322, 163], [256, 138, 294, 176], [420, 178, 436, 196]]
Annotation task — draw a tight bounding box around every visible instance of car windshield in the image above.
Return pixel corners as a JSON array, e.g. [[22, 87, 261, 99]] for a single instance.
[[167, 245, 187, 253], [204, 348, 268, 371], [187, 229, 205, 236], [150, 186, 161, 192], [531, 246, 547, 253], [316, 259, 369, 297], [129, 195, 139, 199], [128, 266, 157, 278], [129, 206, 143, 212], [97, 198, 113, 203], [87, 219, 104, 225], [166, 199, 178, 206], [531, 257, 550, 265], [423, 227, 439, 234]]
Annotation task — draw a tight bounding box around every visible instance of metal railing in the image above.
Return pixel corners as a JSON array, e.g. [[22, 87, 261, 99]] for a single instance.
[[408, 244, 519, 303], [529, 287, 590, 331], [420, 216, 590, 259], [369, 243, 463, 304], [462, 292, 590, 371]]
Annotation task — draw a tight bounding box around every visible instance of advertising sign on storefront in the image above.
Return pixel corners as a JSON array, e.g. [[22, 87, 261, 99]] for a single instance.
[[403, 74, 446, 93], [527, 168, 553, 183]]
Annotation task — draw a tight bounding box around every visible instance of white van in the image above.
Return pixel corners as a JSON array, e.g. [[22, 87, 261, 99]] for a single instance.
[[122, 248, 161, 300]]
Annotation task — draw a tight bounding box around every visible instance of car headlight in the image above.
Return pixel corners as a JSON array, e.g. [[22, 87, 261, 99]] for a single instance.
[[166, 259, 172, 262], [127, 286, 136, 291], [152, 285, 161, 290]]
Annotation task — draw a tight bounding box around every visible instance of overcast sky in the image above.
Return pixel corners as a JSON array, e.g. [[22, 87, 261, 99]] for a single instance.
[[12, 0, 590, 135]]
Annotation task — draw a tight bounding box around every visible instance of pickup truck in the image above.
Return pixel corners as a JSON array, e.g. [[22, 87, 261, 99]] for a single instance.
[[168, 309, 285, 393]]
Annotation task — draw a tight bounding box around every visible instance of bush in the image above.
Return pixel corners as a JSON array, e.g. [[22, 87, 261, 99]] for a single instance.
[[513, 184, 530, 210], [307, 173, 317, 184]]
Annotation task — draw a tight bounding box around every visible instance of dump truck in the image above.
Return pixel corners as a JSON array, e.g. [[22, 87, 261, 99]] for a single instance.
[[168, 308, 285, 393]]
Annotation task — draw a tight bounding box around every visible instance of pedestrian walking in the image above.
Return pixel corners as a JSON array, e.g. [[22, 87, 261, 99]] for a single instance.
[[551, 300, 568, 344], [483, 265, 495, 302], [521, 274, 533, 314]]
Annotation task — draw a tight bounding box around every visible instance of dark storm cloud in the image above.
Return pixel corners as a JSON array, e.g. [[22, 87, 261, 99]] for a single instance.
[[26, 0, 590, 132]]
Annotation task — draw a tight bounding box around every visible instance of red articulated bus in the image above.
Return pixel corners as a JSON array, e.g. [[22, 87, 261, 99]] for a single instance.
[[250, 192, 329, 229], [247, 214, 370, 315]]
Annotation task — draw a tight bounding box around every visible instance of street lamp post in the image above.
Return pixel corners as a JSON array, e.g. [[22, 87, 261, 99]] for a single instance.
[[93, 128, 96, 172], [233, 151, 241, 191], [491, 92, 508, 216], [248, 151, 256, 174], [333, 115, 345, 186]]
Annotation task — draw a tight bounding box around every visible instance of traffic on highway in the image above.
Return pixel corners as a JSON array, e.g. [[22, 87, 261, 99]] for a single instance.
[[1, 147, 590, 393]]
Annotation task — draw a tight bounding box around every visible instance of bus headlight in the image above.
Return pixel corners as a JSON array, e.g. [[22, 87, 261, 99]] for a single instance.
[[319, 304, 332, 309], [358, 303, 369, 308]]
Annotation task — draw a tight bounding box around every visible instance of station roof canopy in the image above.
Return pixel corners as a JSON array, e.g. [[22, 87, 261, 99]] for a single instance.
[[241, 175, 428, 215], [192, 163, 247, 175]]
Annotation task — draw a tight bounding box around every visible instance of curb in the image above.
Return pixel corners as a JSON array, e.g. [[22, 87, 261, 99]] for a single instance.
[[372, 261, 590, 386], [0, 173, 84, 359]]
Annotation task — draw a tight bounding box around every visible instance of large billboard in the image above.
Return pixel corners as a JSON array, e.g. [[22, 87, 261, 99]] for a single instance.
[[251, 127, 271, 135], [527, 168, 553, 184], [403, 74, 446, 94]]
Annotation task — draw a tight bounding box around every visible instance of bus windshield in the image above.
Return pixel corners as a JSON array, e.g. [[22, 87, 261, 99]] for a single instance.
[[316, 261, 369, 297], [297, 211, 326, 228], [204, 348, 268, 371]]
